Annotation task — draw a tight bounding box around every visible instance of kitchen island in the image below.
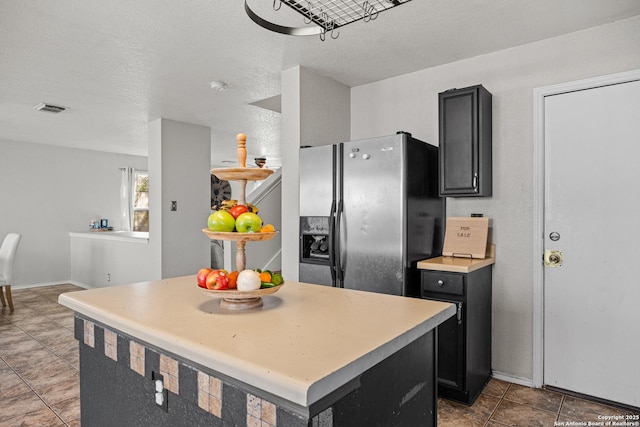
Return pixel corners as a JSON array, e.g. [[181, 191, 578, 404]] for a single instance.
[[59, 277, 454, 426]]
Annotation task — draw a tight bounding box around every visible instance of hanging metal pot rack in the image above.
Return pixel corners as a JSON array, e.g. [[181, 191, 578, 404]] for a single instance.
[[245, 0, 413, 40]]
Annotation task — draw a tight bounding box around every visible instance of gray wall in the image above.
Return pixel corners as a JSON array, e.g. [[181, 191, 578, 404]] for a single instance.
[[350, 16, 640, 382], [0, 139, 147, 286]]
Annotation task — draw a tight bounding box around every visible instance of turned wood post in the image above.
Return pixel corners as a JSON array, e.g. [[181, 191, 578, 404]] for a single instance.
[[236, 133, 247, 206]]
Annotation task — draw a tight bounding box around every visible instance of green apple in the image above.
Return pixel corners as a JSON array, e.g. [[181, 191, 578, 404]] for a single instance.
[[208, 210, 235, 232], [235, 212, 262, 233]]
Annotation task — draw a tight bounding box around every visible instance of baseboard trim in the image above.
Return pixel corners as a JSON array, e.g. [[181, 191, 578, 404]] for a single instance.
[[492, 371, 535, 388], [544, 386, 640, 413], [12, 281, 92, 290], [12, 281, 71, 290], [68, 281, 92, 289]]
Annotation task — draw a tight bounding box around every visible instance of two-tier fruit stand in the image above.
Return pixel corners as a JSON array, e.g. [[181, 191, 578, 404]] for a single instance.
[[202, 134, 280, 310]]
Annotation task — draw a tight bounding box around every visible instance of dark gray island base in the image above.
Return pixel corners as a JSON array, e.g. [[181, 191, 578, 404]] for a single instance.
[[75, 315, 437, 427]]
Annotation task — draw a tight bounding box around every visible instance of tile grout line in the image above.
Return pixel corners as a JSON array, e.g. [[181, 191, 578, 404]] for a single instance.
[[557, 394, 566, 421], [11, 313, 79, 373], [499, 385, 568, 420], [484, 382, 512, 426], [0, 352, 68, 426]]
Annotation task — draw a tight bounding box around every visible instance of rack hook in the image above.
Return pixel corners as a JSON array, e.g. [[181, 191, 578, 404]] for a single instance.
[[329, 21, 339, 39], [318, 11, 330, 40], [304, 1, 314, 24], [362, 1, 379, 22], [273, 0, 282, 11]]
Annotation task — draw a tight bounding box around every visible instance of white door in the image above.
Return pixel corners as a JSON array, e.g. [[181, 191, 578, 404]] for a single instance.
[[543, 79, 640, 407]]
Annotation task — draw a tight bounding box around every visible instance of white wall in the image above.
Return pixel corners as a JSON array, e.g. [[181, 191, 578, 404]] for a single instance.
[[148, 119, 211, 279], [280, 66, 351, 281], [70, 234, 156, 287], [226, 170, 283, 272], [0, 139, 147, 286], [350, 16, 640, 382]]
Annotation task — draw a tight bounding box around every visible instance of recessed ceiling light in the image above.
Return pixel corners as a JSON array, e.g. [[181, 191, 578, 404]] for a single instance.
[[210, 81, 228, 91], [33, 102, 67, 113]]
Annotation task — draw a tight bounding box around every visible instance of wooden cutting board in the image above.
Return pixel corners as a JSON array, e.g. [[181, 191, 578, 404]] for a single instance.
[[442, 217, 490, 259]]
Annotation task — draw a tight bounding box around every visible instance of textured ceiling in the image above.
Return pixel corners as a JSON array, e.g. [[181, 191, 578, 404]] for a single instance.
[[1, 0, 640, 167]]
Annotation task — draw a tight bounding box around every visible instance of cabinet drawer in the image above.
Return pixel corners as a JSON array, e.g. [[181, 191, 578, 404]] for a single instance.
[[421, 271, 464, 296]]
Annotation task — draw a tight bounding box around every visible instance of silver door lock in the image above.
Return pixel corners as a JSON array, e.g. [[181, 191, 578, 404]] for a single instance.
[[544, 250, 563, 267]]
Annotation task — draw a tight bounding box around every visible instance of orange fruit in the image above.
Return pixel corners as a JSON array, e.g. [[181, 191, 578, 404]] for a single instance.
[[227, 271, 239, 289], [260, 224, 275, 233], [259, 271, 271, 283]]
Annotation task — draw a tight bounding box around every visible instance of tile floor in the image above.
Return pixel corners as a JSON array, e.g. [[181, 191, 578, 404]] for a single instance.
[[437, 379, 638, 426], [1, 284, 80, 427], [1, 284, 638, 426]]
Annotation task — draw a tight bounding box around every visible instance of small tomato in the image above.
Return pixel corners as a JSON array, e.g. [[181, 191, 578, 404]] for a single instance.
[[229, 204, 249, 219]]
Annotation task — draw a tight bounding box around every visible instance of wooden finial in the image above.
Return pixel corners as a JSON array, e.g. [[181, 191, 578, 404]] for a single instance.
[[236, 133, 247, 168]]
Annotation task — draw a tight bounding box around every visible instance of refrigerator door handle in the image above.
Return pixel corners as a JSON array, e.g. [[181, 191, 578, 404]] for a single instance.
[[328, 200, 337, 282], [336, 198, 345, 284]]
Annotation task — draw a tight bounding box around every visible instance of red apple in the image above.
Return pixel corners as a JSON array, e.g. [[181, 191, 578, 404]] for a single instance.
[[197, 268, 213, 288], [229, 204, 249, 219], [205, 270, 229, 290]]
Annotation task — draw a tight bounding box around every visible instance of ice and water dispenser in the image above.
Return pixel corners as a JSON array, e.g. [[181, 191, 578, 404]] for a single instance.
[[299, 216, 330, 265]]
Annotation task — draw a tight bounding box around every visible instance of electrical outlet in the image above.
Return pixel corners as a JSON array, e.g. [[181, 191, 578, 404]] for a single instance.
[[171, 201, 177, 211], [152, 372, 168, 411], [106, 273, 111, 282]]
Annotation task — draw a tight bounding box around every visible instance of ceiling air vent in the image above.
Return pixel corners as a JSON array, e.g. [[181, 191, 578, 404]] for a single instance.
[[33, 103, 66, 113]]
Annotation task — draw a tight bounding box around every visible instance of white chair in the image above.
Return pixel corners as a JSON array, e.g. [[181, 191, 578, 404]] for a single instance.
[[0, 233, 22, 313]]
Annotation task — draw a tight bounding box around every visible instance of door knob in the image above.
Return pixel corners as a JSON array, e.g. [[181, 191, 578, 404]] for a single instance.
[[544, 250, 563, 267]]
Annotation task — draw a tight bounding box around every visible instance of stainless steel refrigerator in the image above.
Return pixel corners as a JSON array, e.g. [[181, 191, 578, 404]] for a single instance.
[[299, 132, 445, 297]]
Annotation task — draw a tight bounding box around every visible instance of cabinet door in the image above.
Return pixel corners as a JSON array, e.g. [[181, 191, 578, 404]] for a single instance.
[[439, 85, 492, 197], [435, 300, 465, 391]]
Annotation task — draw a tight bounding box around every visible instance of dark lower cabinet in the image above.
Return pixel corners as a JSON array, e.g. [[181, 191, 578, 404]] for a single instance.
[[420, 266, 492, 405]]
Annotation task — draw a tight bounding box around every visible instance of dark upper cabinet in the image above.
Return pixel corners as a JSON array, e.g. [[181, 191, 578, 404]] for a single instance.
[[439, 85, 492, 197]]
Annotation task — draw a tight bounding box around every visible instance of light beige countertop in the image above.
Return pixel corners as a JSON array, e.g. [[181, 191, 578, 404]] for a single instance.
[[59, 277, 454, 408], [417, 244, 496, 273]]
